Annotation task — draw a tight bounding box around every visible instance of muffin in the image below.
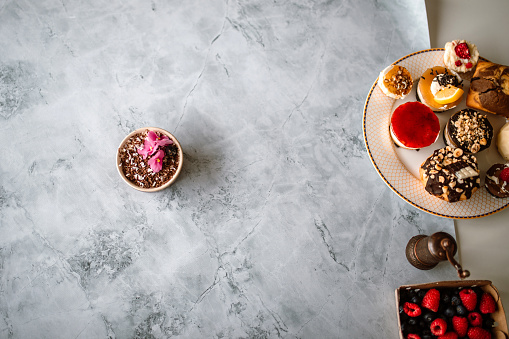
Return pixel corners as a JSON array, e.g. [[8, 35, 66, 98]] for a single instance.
[[419, 146, 480, 202], [417, 66, 464, 112], [390, 101, 440, 149], [443, 108, 493, 154], [443, 40, 479, 75], [498, 121, 509, 161], [377, 65, 413, 99], [466, 61, 509, 118], [485, 163, 509, 198]]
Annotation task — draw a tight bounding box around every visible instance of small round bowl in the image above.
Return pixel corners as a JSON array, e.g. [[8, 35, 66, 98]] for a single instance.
[[116, 127, 183, 192]]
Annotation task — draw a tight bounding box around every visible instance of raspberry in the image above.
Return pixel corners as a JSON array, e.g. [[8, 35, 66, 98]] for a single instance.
[[431, 318, 447, 336], [422, 289, 440, 312], [455, 60, 462, 67], [480, 293, 497, 314], [466, 62, 473, 69], [407, 334, 421, 339], [460, 288, 477, 311], [404, 302, 422, 317], [452, 316, 468, 337], [455, 42, 471, 59], [438, 332, 458, 339], [467, 327, 491, 339], [468, 312, 483, 327], [500, 168, 509, 183]]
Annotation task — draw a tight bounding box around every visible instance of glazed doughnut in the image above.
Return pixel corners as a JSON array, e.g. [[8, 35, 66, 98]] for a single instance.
[[419, 146, 480, 202]]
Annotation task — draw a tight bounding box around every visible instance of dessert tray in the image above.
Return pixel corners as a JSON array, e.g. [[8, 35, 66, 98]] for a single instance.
[[363, 49, 509, 219]]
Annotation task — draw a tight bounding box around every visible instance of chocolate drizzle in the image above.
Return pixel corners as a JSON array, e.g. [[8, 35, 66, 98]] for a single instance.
[[420, 146, 480, 202]]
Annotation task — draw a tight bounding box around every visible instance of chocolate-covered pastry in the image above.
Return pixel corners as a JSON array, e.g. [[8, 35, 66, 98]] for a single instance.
[[466, 61, 509, 118], [485, 163, 509, 198], [443, 108, 493, 154], [419, 146, 480, 202]]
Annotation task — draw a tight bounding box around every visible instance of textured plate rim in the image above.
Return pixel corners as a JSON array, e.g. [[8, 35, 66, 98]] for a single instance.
[[363, 48, 509, 219]]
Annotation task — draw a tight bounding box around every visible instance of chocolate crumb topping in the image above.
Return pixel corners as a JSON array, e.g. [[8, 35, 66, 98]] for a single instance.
[[434, 73, 462, 88]]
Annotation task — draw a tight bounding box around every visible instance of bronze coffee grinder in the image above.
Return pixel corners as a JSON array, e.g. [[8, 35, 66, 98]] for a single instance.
[[406, 231, 470, 279]]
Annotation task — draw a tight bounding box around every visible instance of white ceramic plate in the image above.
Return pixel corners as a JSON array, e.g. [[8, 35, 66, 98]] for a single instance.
[[363, 49, 509, 219]]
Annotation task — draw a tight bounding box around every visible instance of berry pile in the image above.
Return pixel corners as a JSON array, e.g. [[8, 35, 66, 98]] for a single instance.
[[398, 286, 497, 339]]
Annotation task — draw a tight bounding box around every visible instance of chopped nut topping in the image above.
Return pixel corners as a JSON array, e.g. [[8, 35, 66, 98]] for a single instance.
[[448, 109, 492, 154], [421, 146, 480, 203]]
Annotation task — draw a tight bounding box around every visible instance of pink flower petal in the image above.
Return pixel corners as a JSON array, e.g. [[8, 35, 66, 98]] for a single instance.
[[148, 150, 165, 173], [155, 135, 173, 147], [137, 139, 159, 159], [147, 131, 158, 144]]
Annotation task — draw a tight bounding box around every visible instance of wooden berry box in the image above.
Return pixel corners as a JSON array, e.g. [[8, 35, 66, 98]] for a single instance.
[[395, 280, 508, 339]]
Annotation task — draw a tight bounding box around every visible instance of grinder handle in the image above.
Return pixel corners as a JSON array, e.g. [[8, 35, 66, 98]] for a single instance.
[[442, 238, 470, 279]]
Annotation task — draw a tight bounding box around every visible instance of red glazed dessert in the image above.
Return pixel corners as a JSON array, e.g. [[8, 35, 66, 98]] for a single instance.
[[390, 101, 440, 149]]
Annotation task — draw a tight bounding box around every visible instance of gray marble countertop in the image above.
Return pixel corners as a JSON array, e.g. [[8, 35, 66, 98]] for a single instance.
[[0, 0, 457, 337]]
